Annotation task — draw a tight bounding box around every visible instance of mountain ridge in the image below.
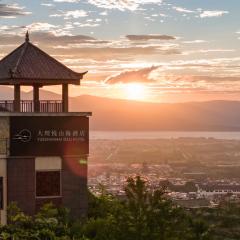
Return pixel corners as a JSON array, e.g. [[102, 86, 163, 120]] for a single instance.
[[1, 87, 240, 131]]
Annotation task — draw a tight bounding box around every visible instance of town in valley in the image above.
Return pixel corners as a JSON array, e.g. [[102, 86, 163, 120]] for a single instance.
[[89, 137, 240, 208]]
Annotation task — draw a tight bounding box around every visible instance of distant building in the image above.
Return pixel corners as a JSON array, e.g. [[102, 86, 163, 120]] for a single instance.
[[183, 172, 207, 180], [174, 198, 211, 209], [0, 33, 91, 225], [198, 184, 240, 198]]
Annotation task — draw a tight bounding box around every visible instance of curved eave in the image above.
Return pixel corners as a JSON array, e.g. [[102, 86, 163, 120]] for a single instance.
[[0, 71, 88, 86], [81, 71, 88, 77], [0, 78, 80, 86]]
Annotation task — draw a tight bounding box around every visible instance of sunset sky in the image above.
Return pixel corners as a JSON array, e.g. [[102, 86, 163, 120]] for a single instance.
[[0, 0, 240, 102]]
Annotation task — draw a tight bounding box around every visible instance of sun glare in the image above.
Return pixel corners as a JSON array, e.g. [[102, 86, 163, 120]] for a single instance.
[[124, 83, 147, 101]]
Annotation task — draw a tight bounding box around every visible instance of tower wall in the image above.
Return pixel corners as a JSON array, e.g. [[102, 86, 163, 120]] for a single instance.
[[0, 113, 90, 224]]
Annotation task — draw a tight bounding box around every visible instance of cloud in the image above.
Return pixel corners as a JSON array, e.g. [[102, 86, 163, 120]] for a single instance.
[[111, 70, 240, 95], [22, 22, 73, 36], [0, 28, 181, 71], [104, 66, 240, 88], [183, 40, 208, 44], [51, 45, 179, 61], [50, 10, 88, 19], [157, 75, 240, 84], [53, 0, 79, 2], [73, 19, 102, 28], [0, 2, 31, 18], [27, 22, 58, 32], [0, 25, 21, 33], [173, 7, 194, 13], [1, 27, 239, 92], [126, 34, 176, 41], [30, 32, 98, 44], [182, 49, 235, 56], [99, 11, 108, 16], [105, 66, 159, 84], [200, 10, 228, 18], [41, 3, 55, 7], [87, 0, 162, 11], [171, 6, 229, 19], [0, 31, 96, 45], [0, 23, 71, 38], [73, 23, 100, 28], [188, 76, 240, 83]]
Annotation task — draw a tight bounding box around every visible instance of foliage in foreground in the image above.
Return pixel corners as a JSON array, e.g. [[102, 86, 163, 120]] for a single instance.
[[0, 176, 239, 240]]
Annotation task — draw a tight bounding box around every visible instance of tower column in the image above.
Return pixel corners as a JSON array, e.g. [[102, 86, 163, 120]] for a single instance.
[[33, 85, 40, 112], [62, 84, 68, 112], [14, 85, 21, 112]]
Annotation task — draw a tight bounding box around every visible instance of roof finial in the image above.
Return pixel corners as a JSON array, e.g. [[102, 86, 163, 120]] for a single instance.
[[25, 31, 29, 42]]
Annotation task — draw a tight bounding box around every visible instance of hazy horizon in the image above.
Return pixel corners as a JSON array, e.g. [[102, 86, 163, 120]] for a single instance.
[[3, 85, 240, 104]]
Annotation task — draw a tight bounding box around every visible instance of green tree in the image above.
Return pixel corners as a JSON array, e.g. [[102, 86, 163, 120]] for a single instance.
[[0, 176, 218, 240], [85, 176, 212, 240]]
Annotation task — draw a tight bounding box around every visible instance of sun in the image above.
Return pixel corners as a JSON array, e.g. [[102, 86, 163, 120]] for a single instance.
[[123, 83, 147, 101]]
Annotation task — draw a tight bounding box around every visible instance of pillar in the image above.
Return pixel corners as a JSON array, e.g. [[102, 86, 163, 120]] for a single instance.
[[33, 85, 40, 112], [14, 85, 21, 112], [62, 84, 68, 112]]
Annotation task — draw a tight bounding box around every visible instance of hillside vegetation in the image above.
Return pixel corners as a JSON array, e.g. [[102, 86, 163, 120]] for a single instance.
[[0, 176, 239, 240]]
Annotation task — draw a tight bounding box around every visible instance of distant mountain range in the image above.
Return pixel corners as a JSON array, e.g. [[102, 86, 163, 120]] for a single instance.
[[1, 86, 240, 131]]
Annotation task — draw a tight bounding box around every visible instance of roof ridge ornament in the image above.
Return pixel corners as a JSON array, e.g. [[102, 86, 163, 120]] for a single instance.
[[25, 31, 29, 42]]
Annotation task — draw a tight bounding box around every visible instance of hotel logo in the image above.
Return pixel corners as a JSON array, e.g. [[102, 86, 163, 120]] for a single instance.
[[13, 129, 32, 143]]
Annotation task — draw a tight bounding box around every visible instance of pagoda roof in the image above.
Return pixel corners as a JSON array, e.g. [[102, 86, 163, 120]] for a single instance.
[[0, 33, 86, 85]]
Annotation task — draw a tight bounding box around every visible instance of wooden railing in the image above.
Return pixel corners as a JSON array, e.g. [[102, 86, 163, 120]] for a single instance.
[[39, 100, 63, 113], [0, 100, 63, 113], [0, 101, 14, 112]]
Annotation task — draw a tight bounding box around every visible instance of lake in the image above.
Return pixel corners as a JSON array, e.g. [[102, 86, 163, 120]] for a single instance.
[[90, 131, 240, 140]]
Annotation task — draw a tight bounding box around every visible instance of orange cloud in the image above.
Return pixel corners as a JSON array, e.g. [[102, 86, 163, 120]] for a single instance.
[[105, 66, 158, 84], [126, 34, 176, 41]]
